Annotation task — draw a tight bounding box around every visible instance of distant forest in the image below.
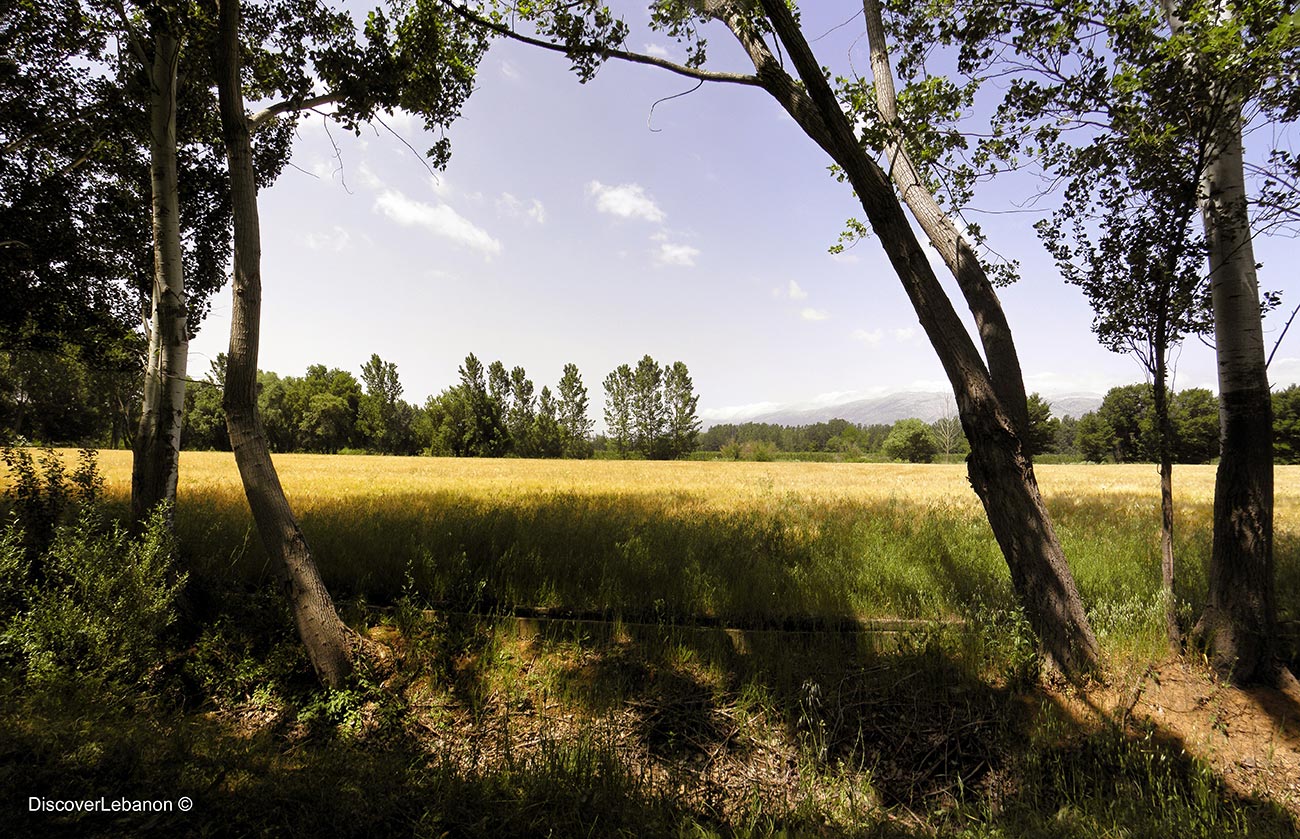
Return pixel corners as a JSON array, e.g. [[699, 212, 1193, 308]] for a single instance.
[[3, 346, 1299, 464]]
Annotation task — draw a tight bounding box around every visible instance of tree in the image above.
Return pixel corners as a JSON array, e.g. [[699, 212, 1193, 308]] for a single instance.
[[507, 365, 537, 456], [359, 353, 406, 453], [1077, 412, 1116, 464], [1171, 388, 1219, 464], [454, 0, 1100, 674], [556, 362, 594, 458], [458, 354, 508, 457], [931, 411, 968, 458], [880, 0, 1295, 682], [631, 355, 666, 458], [663, 360, 701, 458], [602, 364, 634, 457], [1275, 385, 1300, 464], [1098, 385, 1155, 463], [883, 418, 939, 463], [533, 385, 564, 457], [215, 0, 357, 687], [214, 0, 484, 685], [1025, 394, 1058, 457]]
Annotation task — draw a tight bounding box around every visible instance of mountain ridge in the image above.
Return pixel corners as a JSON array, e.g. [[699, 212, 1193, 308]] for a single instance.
[[703, 391, 1103, 429]]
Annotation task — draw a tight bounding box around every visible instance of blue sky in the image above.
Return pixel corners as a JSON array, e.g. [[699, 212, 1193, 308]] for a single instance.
[[187, 2, 1300, 426]]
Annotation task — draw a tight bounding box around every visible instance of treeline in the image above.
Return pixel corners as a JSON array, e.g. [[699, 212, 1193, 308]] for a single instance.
[[183, 352, 598, 458], [696, 385, 1300, 464], [424, 354, 594, 458]]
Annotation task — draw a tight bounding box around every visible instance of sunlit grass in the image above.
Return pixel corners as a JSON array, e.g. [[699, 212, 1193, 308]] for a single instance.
[[7, 451, 1299, 657]]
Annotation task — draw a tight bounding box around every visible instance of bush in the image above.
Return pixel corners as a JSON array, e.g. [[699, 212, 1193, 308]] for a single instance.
[[883, 418, 939, 463], [0, 448, 185, 692]]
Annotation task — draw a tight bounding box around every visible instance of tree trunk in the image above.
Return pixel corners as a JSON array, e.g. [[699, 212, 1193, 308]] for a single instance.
[[1152, 347, 1181, 650], [131, 26, 188, 525], [743, 0, 1099, 675], [215, 0, 360, 688], [1195, 116, 1277, 683], [860, 0, 1029, 439], [1156, 0, 1279, 684]]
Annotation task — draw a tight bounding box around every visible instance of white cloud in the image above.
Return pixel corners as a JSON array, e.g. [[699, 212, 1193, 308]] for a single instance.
[[830, 251, 861, 265], [657, 242, 700, 267], [891, 327, 917, 342], [500, 60, 521, 81], [787, 280, 808, 300], [643, 42, 670, 58], [304, 226, 352, 252], [853, 328, 883, 346], [496, 192, 547, 224], [374, 189, 502, 256], [587, 180, 666, 223], [801, 308, 830, 321], [357, 161, 384, 190]]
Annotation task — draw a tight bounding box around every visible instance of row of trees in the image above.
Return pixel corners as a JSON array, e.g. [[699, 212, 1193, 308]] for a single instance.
[[424, 355, 594, 459], [602, 356, 702, 459], [179, 352, 598, 459]]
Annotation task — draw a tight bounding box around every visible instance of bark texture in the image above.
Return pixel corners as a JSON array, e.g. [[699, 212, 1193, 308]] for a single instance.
[[737, 0, 1098, 675], [1157, 0, 1278, 683], [215, 0, 359, 688], [1196, 125, 1277, 682], [131, 26, 188, 524]]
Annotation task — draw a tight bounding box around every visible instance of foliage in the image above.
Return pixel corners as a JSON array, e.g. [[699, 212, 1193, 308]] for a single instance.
[[1077, 411, 1118, 464], [425, 353, 594, 459], [1276, 384, 1300, 464], [603, 356, 700, 459], [0, 448, 183, 692], [1025, 393, 1058, 457], [883, 418, 940, 463]]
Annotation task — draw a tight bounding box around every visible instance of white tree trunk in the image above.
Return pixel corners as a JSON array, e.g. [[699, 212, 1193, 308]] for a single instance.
[[132, 27, 189, 525]]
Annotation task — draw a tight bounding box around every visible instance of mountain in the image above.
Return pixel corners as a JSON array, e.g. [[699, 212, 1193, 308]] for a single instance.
[[706, 391, 1103, 428]]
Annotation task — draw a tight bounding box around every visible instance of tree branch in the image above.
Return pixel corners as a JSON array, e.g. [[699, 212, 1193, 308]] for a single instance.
[[249, 93, 343, 129], [438, 1, 763, 87]]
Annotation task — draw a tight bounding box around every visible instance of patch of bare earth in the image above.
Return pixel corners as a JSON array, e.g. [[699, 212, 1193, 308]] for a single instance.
[[1061, 660, 1300, 820]]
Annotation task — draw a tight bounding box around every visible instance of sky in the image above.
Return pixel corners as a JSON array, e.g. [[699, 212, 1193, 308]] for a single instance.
[[186, 2, 1300, 427]]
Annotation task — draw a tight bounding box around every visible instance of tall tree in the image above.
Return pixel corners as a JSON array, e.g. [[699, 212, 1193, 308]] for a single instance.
[[214, 0, 484, 684], [556, 362, 594, 458], [879, 0, 1296, 683], [631, 354, 666, 459], [507, 365, 536, 455], [215, 0, 358, 686], [454, 0, 1100, 674], [663, 360, 701, 458], [1040, 143, 1210, 646], [602, 363, 634, 457]]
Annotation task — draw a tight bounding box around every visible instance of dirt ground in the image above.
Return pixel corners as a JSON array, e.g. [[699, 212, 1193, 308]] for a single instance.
[[1068, 661, 1300, 819]]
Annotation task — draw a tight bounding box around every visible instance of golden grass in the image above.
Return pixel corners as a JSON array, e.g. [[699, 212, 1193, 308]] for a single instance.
[[56, 448, 1300, 525]]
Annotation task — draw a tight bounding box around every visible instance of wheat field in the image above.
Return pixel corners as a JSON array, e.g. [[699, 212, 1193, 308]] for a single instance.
[[7, 450, 1299, 646]]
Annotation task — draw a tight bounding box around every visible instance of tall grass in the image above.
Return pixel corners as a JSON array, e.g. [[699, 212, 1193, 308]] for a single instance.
[[7, 452, 1299, 656]]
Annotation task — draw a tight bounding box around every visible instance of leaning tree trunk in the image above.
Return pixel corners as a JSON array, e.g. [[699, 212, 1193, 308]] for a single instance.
[[737, 0, 1099, 675], [1195, 113, 1277, 683], [131, 26, 189, 525], [215, 0, 360, 688], [861, 0, 1030, 439]]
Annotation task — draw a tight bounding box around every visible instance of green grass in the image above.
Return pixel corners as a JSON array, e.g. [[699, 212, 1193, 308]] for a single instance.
[[4, 453, 1300, 836]]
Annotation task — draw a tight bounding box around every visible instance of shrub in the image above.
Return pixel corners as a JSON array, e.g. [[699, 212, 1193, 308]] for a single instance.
[[883, 418, 939, 463], [0, 448, 185, 692]]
